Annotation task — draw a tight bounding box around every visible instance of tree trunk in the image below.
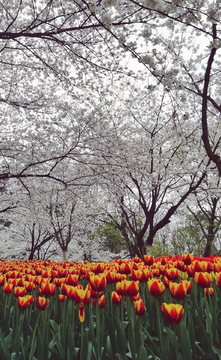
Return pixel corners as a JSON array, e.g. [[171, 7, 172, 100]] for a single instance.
[[29, 250, 35, 261], [203, 198, 217, 257], [141, 244, 151, 255], [62, 250, 68, 262]]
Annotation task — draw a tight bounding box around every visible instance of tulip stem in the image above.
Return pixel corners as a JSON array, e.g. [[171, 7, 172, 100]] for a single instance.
[[120, 297, 124, 324], [29, 313, 40, 360], [173, 325, 179, 360], [80, 322, 84, 360], [156, 300, 163, 355], [14, 298, 19, 329], [139, 316, 144, 347], [71, 300, 75, 329], [96, 297, 101, 360]]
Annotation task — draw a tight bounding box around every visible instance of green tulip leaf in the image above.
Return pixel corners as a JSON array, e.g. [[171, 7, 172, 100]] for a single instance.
[[137, 345, 148, 360]]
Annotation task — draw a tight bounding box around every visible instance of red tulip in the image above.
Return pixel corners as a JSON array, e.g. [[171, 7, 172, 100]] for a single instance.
[[143, 267, 152, 280], [175, 261, 185, 272], [59, 294, 67, 302], [67, 274, 79, 286], [16, 278, 25, 287], [133, 257, 143, 263], [0, 275, 5, 286], [116, 280, 127, 296], [26, 295, 34, 304], [106, 271, 118, 284], [24, 281, 35, 292], [36, 296, 49, 310], [118, 262, 131, 275], [93, 295, 105, 309], [194, 261, 211, 273], [162, 303, 184, 324], [78, 304, 85, 322], [18, 296, 31, 310], [51, 270, 59, 278], [65, 286, 74, 300], [41, 269, 51, 278], [74, 285, 91, 322], [3, 282, 13, 294], [54, 278, 62, 286], [7, 278, 17, 288], [194, 272, 212, 288], [215, 272, 221, 290], [143, 255, 154, 266], [164, 268, 180, 281], [111, 291, 122, 304], [180, 280, 192, 294], [169, 282, 187, 300], [163, 276, 171, 288], [186, 264, 195, 278], [148, 279, 165, 297], [204, 288, 214, 297], [133, 299, 146, 316], [214, 262, 221, 273], [61, 283, 69, 296], [74, 285, 91, 305], [89, 274, 107, 292], [40, 282, 56, 297], [131, 293, 141, 302], [6, 271, 19, 279], [181, 254, 193, 265], [130, 269, 145, 282], [88, 284, 102, 299], [94, 263, 106, 274], [58, 268, 68, 278], [14, 286, 26, 298], [125, 280, 139, 297], [151, 268, 161, 278]]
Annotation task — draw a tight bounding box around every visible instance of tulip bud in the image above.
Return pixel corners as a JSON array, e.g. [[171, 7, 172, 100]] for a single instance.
[[59, 294, 67, 302]]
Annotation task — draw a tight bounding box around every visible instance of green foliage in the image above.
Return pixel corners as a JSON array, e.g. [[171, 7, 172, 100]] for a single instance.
[[150, 239, 171, 258], [171, 223, 205, 256], [96, 219, 127, 253], [171, 211, 221, 256]]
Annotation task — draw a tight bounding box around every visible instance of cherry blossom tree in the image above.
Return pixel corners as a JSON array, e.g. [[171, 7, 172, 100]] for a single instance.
[[0, 0, 220, 184], [86, 76, 215, 256], [47, 187, 83, 261], [1, 1, 221, 261]]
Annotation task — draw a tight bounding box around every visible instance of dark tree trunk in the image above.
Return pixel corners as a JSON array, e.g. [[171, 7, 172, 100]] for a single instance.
[[203, 198, 218, 257], [29, 250, 35, 261]]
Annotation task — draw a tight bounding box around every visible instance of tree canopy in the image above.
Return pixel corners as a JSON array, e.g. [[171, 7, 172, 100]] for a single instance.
[[0, 0, 221, 259]]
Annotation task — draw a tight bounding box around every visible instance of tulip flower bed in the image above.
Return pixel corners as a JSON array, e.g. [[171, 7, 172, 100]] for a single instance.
[[0, 255, 221, 360]]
